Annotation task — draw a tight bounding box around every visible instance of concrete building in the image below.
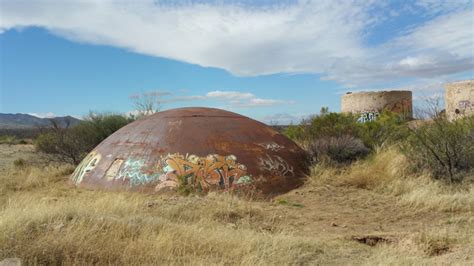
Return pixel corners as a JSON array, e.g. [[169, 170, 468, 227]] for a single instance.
[[341, 90, 412, 122], [445, 80, 474, 121]]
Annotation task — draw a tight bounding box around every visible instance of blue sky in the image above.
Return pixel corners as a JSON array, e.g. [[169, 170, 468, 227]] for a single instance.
[[1, 0, 473, 124]]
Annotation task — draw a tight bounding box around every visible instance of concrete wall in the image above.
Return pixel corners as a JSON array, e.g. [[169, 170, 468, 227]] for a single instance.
[[341, 90, 412, 121], [445, 80, 474, 121]]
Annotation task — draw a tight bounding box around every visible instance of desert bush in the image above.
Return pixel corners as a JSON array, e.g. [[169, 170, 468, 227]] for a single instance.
[[13, 158, 27, 168], [285, 108, 407, 163], [35, 113, 132, 164], [0, 135, 18, 145], [404, 116, 474, 183], [357, 110, 409, 148], [308, 135, 370, 164]]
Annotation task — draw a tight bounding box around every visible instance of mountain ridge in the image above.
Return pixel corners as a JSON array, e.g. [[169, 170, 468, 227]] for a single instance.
[[0, 113, 82, 129]]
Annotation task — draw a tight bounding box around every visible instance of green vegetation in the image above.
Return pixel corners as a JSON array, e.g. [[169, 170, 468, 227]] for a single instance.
[[285, 107, 473, 183], [0, 135, 17, 145], [404, 116, 474, 183], [35, 113, 133, 164], [285, 108, 407, 164]]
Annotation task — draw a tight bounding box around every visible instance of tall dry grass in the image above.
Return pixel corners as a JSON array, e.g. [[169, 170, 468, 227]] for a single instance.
[[0, 165, 346, 264], [1, 147, 473, 264], [309, 146, 474, 212]]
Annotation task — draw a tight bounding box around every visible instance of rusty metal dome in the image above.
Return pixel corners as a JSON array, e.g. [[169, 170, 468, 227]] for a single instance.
[[71, 107, 309, 195]]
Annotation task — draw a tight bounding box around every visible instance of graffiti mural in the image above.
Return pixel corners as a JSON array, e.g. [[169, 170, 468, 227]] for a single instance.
[[258, 154, 294, 177], [357, 111, 379, 123], [104, 153, 253, 192], [162, 154, 252, 191], [458, 100, 471, 110], [116, 158, 162, 186], [258, 142, 284, 151], [71, 151, 101, 184]]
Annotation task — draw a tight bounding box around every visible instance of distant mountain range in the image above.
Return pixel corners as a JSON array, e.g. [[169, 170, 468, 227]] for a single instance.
[[0, 113, 82, 129]]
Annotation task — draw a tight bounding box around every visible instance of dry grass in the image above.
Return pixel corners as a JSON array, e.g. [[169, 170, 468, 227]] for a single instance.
[[0, 191, 329, 264], [0, 165, 337, 264], [1, 144, 473, 264], [309, 146, 474, 212]]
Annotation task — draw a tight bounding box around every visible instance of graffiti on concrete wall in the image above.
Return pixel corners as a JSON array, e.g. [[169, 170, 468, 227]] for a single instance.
[[454, 100, 473, 117], [458, 100, 472, 110], [72, 151, 101, 184], [162, 154, 252, 191], [357, 111, 379, 123], [258, 142, 284, 151], [258, 154, 294, 177]]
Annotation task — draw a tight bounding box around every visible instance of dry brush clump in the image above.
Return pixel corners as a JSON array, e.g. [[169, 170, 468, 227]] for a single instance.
[[366, 225, 473, 264], [285, 108, 408, 164], [308, 146, 474, 213]]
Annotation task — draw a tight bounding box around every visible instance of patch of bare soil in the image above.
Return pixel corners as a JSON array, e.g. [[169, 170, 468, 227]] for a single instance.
[[268, 185, 453, 239]]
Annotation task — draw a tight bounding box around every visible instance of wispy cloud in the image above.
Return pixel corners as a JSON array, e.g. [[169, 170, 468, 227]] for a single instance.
[[157, 90, 289, 108], [259, 112, 308, 125], [1, 0, 472, 87]]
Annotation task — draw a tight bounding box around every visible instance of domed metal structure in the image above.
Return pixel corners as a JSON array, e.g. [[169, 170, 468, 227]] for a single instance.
[[71, 107, 309, 195]]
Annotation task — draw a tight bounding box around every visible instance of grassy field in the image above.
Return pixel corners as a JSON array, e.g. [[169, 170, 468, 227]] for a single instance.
[[0, 144, 472, 264]]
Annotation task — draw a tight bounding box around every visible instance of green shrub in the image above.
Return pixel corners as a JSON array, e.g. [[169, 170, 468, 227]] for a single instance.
[[35, 113, 133, 164], [404, 116, 474, 183], [13, 158, 27, 168], [284, 108, 408, 163], [0, 135, 18, 145], [35, 130, 85, 164], [357, 110, 409, 149]]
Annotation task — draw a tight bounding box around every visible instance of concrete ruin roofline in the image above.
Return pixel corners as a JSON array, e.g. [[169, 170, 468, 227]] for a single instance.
[[344, 90, 412, 95], [446, 79, 474, 85]]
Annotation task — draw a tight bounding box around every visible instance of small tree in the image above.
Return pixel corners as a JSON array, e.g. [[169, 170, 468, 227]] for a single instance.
[[405, 116, 474, 183], [129, 91, 169, 117], [404, 100, 474, 183], [35, 119, 84, 164], [35, 113, 132, 164]]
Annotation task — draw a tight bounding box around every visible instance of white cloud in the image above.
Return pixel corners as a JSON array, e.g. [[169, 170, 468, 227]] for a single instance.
[[259, 112, 308, 125], [206, 91, 254, 100], [165, 90, 288, 108], [0, 0, 472, 87]]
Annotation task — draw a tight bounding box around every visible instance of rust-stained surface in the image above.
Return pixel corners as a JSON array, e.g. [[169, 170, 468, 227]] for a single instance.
[[71, 107, 310, 196]]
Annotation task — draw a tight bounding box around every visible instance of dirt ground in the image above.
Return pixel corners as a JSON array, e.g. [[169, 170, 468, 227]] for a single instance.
[[0, 144, 472, 264]]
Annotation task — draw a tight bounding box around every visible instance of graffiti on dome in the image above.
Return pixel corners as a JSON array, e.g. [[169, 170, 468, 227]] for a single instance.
[[258, 142, 285, 151], [258, 154, 294, 177], [96, 153, 254, 192], [72, 151, 101, 184]]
